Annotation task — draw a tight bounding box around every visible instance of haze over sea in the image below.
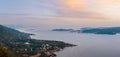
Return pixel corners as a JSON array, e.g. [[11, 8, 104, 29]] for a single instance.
[[1, 18, 120, 57], [0, 0, 120, 57]]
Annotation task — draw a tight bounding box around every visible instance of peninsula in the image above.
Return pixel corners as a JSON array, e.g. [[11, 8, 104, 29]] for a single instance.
[[0, 25, 76, 57]]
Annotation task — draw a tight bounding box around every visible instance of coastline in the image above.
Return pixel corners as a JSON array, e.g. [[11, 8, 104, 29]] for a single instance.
[[0, 25, 76, 57]]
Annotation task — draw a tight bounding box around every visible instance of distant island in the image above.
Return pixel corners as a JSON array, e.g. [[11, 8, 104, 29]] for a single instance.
[[52, 29, 73, 32], [52, 27, 120, 35], [0, 25, 76, 57]]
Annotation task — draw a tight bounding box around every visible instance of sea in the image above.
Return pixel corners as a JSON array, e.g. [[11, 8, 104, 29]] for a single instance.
[[7, 24, 120, 57]]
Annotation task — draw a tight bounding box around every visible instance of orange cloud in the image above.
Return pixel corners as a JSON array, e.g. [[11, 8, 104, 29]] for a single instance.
[[94, 0, 120, 4], [88, 13, 105, 19], [56, 0, 120, 19], [59, 0, 89, 11]]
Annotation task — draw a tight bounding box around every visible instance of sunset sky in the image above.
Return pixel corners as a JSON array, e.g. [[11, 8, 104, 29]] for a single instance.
[[0, 0, 120, 28]]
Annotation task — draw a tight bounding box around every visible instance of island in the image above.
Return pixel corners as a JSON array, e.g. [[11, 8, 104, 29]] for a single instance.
[[52, 27, 120, 35], [52, 29, 73, 32], [81, 27, 120, 35], [0, 25, 76, 57]]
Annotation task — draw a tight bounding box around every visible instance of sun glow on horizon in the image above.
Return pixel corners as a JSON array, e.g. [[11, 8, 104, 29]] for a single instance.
[[0, 0, 120, 27], [57, 0, 120, 19]]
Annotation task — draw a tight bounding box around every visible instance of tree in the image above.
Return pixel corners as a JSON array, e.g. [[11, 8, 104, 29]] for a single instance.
[[0, 45, 14, 57]]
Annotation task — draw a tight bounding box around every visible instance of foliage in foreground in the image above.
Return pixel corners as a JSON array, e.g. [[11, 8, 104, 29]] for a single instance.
[[0, 45, 14, 57]]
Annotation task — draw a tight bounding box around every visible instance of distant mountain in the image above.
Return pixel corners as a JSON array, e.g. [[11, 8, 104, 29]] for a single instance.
[[52, 27, 120, 35]]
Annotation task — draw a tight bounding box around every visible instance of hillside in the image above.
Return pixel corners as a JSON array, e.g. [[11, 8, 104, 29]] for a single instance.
[[0, 25, 32, 40], [0, 25, 76, 57]]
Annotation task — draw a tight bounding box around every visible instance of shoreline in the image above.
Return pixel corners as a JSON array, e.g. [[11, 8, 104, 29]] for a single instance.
[[0, 25, 77, 57]]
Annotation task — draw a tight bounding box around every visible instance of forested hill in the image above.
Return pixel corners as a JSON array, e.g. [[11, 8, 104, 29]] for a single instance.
[[0, 25, 32, 40], [0, 25, 75, 57]]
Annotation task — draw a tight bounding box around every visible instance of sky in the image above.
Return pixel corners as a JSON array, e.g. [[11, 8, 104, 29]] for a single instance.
[[0, 0, 120, 28]]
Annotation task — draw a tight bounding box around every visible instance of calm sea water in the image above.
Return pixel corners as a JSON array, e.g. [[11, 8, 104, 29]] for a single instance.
[[9, 25, 120, 57]]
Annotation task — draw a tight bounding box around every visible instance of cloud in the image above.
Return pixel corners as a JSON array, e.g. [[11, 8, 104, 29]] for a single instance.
[[53, 0, 104, 19], [0, 0, 120, 19], [58, 0, 89, 11], [96, 0, 120, 3], [93, 0, 120, 19], [54, 0, 120, 19]]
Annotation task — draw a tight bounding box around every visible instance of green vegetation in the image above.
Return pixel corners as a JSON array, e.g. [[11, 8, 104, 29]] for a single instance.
[[0, 45, 14, 57], [0, 25, 76, 57]]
